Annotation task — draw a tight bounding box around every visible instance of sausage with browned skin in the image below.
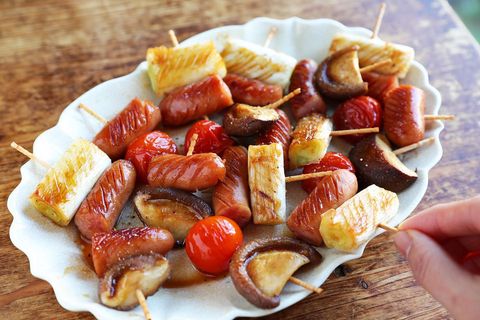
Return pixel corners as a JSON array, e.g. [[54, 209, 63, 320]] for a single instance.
[[256, 109, 291, 168], [74, 160, 136, 240], [93, 98, 161, 160], [223, 73, 283, 106], [147, 153, 226, 191], [212, 146, 251, 227], [91, 227, 174, 276], [286, 169, 358, 246], [383, 85, 425, 147], [362, 72, 399, 105], [160, 75, 233, 126], [289, 59, 326, 120]]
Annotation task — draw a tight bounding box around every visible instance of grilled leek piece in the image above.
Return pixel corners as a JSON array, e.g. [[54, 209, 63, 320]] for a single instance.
[[30, 139, 111, 226], [221, 38, 296, 89], [288, 114, 332, 169], [319, 185, 399, 252], [146, 41, 226, 96], [248, 143, 286, 225], [329, 33, 414, 78]]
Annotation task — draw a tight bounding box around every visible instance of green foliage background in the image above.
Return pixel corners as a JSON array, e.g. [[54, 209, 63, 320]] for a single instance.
[[450, 0, 480, 41]]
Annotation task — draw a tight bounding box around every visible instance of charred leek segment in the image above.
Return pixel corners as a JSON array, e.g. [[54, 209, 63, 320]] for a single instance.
[[329, 33, 414, 78], [319, 184, 399, 252], [99, 254, 170, 310], [30, 139, 111, 226], [146, 41, 226, 96], [289, 114, 332, 169], [248, 143, 286, 225], [221, 38, 297, 89]]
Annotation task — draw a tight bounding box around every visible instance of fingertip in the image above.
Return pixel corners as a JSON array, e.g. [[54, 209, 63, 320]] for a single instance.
[[403, 230, 477, 313], [393, 230, 412, 257]]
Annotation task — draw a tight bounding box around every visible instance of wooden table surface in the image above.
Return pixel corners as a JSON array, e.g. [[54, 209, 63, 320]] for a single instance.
[[1, 0, 479, 319]]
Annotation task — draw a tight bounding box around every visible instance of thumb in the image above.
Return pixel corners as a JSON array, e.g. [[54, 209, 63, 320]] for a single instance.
[[394, 230, 480, 318]]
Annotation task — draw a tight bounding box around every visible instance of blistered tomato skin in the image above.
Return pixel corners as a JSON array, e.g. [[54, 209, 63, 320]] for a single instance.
[[302, 152, 355, 193], [332, 96, 382, 144], [125, 131, 178, 183], [184, 120, 235, 155], [185, 216, 243, 275]]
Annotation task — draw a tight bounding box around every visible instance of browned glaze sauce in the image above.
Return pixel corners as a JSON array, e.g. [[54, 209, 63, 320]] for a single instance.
[[75, 235, 94, 270], [164, 249, 225, 288]]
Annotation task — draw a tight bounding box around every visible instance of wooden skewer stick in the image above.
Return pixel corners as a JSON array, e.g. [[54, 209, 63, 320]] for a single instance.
[[11, 142, 51, 169], [285, 171, 334, 183], [359, 59, 391, 73], [264, 88, 301, 109], [168, 29, 179, 47], [330, 127, 379, 136], [371, 3, 386, 39], [393, 137, 435, 156], [289, 276, 324, 294], [263, 27, 278, 48], [78, 103, 108, 124], [424, 114, 455, 121], [136, 289, 152, 320], [186, 133, 199, 156], [202, 115, 210, 120], [378, 223, 398, 233]]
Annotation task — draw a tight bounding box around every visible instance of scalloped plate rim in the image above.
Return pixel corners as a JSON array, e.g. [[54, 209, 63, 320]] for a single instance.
[[7, 16, 443, 319]]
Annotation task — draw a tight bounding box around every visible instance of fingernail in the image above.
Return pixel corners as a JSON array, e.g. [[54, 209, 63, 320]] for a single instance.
[[394, 231, 413, 257]]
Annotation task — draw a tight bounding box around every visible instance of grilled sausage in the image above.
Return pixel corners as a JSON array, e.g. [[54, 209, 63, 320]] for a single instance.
[[384, 85, 425, 147], [160, 75, 233, 126], [289, 59, 327, 119], [256, 109, 291, 168], [93, 98, 161, 160], [91, 227, 174, 276], [147, 153, 226, 191], [74, 160, 136, 240], [212, 146, 251, 227], [286, 169, 358, 246], [223, 74, 283, 106], [362, 72, 399, 104]]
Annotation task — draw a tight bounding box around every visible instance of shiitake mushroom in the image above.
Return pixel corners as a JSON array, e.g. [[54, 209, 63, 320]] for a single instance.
[[223, 103, 280, 137], [134, 186, 212, 245], [315, 46, 368, 100], [349, 134, 417, 192], [99, 253, 170, 310], [230, 237, 322, 309]]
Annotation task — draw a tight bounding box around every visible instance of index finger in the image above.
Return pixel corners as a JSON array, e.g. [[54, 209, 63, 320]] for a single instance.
[[399, 196, 480, 240]]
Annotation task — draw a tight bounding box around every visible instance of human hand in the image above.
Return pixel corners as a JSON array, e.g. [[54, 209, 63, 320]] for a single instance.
[[394, 196, 480, 320]]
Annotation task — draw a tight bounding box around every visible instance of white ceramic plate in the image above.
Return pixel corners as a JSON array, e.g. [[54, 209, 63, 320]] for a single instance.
[[7, 17, 442, 320]]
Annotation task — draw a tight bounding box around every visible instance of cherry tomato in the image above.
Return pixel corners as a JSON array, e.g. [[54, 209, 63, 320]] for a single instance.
[[302, 152, 355, 193], [125, 131, 177, 183], [184, 120, 235, 155], [332, 96, 382, 144], [185, 216, 243, 275]]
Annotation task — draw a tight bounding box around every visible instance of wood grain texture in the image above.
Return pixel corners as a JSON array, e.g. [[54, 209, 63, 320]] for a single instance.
[[1, 0, 479, 319]]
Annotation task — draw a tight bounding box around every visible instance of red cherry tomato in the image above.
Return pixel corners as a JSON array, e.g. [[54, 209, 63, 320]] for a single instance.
[[333, 96, 382, 144], [125, 131, 178, 183], [184, 120, 235, 155], [302, 152, 355, 193], [185, 216, 243, 275]]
